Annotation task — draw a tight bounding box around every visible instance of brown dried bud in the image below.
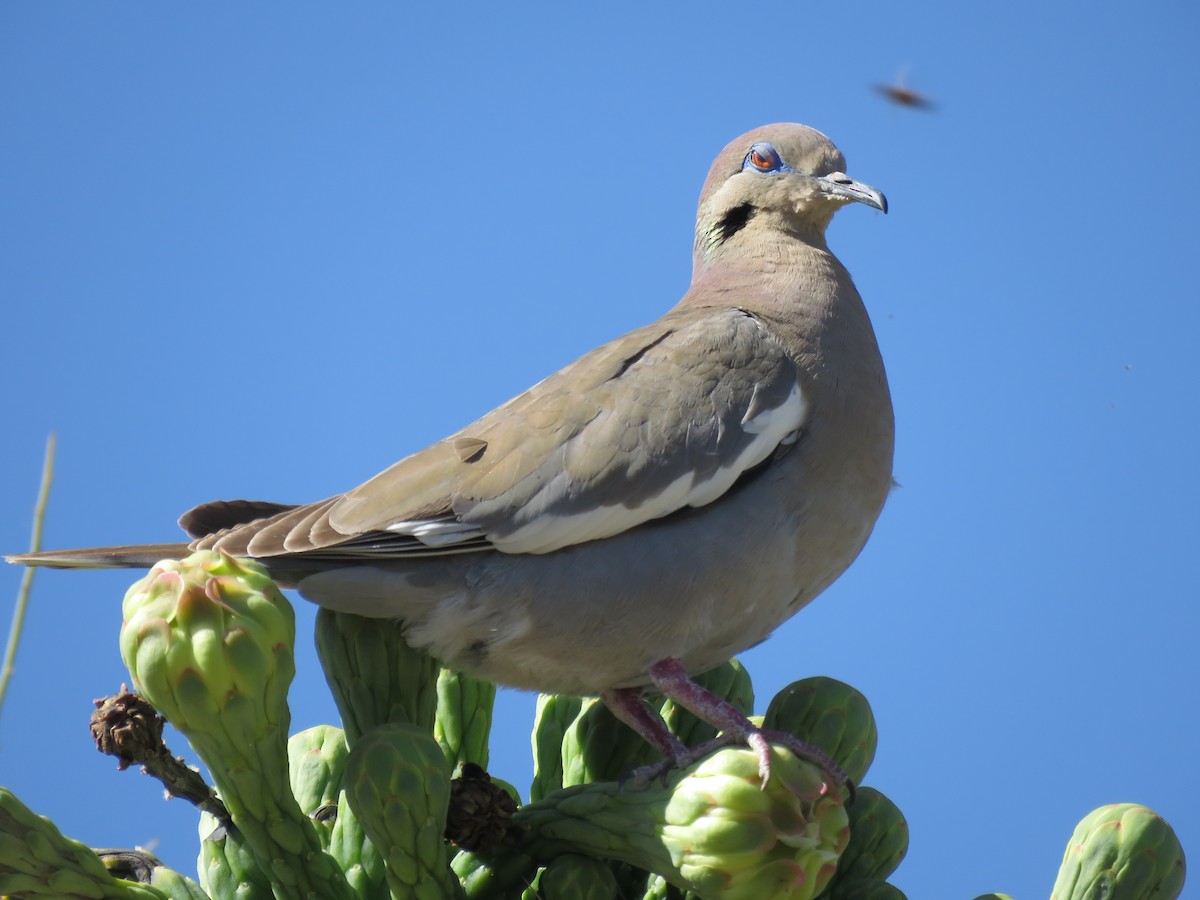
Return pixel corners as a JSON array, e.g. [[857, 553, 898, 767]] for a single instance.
[[445, 762, 520, 852], [91, 685, 165, 770]]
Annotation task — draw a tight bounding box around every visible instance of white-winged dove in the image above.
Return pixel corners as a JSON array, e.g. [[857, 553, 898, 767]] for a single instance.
[[10, 123, 893, 787]]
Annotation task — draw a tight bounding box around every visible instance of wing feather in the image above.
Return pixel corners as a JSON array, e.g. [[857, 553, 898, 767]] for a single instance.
[[187, 306, 805, 559]]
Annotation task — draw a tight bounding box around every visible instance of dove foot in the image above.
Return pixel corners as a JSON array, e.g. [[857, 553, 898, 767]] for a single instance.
[[604, 658, 853, 798], [643, 657, 849, 801]]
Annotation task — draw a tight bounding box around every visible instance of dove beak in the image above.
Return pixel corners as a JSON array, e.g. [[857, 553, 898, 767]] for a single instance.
[[817, 173, 888, 214]]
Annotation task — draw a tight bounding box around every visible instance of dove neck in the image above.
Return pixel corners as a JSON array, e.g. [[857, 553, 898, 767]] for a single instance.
[[686, 230, 856, 321]]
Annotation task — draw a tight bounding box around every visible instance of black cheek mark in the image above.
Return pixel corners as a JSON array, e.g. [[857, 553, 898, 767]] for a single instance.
[[716, 203, 756, 241]]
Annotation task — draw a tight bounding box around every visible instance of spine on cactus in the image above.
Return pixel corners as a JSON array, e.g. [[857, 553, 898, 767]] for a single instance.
[[315, 608, 440, 743], [119, 551, 356, 900]]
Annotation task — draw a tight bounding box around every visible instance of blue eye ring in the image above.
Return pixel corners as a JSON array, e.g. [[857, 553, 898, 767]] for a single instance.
[[742, 142, 793, 174]]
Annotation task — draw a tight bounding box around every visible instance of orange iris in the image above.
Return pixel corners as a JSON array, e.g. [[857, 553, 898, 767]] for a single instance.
[[750, 148, 773, 169]]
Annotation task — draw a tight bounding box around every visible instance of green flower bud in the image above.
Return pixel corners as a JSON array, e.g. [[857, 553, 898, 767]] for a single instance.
[[120, 551, 294, 737], [540, 853, 620, 900], [121, 551, 354, 900], [451, 846, 539, 900], [1050, 803, 1185, 900], [640, 872, 690, 899], [519, 745, 849, 900], [344, 722, 465, 900], [825, 881, 907, 899], [287, 724, 350, 838], [315, 609, 440, 744], [0, 787, 165, 899], [327, 791, 391, 900], [281, 723, 391, 896], [197, 810, 273, 900], [822, 787, 908, 891], [147, 866, 210, 900], [435, 668, 497, 772], [531, 694, 584, 802], [763, 678, 877, 785], [561, 698, 660, 788]]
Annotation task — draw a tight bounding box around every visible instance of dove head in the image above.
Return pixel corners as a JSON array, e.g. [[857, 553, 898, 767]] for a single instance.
[[693, 123, 886, 274]]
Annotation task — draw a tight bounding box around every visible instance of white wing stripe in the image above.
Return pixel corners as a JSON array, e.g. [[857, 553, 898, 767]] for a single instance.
[[493, 381, 806, 554], [385, 382, 806, 555]]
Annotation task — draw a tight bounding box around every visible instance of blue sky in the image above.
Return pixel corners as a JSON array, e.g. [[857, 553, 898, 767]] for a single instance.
[[2, 4, 1197, 897]]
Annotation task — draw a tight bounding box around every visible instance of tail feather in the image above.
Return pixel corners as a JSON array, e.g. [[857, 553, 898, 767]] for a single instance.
[[6, 543, 192, 570]]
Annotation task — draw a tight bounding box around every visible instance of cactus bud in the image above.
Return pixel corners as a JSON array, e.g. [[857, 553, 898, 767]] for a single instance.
[[532, 694, 584, 801], [344, 722, 465, 899], [764, 677, 877, 785], [315, 609, 439, 744], [0, 787, 165, 899], [435, 668, 497, 772], [1050, 803, 1185, 900], [520, 745, 849, 900], [120, 551, 354, 900], [823, 787, 908, 891], [540, 853, 620, 899]]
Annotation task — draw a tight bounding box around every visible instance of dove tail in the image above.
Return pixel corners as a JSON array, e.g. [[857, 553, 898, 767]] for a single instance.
[[5, 543, 192, 570]]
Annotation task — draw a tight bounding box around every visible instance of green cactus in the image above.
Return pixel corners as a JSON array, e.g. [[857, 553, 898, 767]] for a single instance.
[[450, 845, 539, 899], [640, 873, 690, 899], [1050, 803, 1185, 900], [315, 608, 440, 743], [196, 810, 273, 900], [285, 724, 390, 899], [819, 787, 908, 895], [344, 722, 465, 900], [119, 550, 354, 900], [327, 790, 391, 900], [539, 853, 620, 900], [825, 882, 907, 899], [531, 694, 584, 802], [287, 724, 350, 837], [435, 668, 498, 772], [146, 866, 211, 900], [17, 550, 1194, 900], [0, 787, 166, 899], [763, 677, 877, 786], [561, 698, 661, 788], [517, 744, 849, 900]]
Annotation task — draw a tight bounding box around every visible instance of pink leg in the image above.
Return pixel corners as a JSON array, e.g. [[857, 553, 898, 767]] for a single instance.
[[601, 687, 688, 759], [648, 658, 850, 796]]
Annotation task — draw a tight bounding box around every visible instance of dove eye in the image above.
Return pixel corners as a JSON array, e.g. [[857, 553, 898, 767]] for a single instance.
[[744, 142, 783, 173]]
